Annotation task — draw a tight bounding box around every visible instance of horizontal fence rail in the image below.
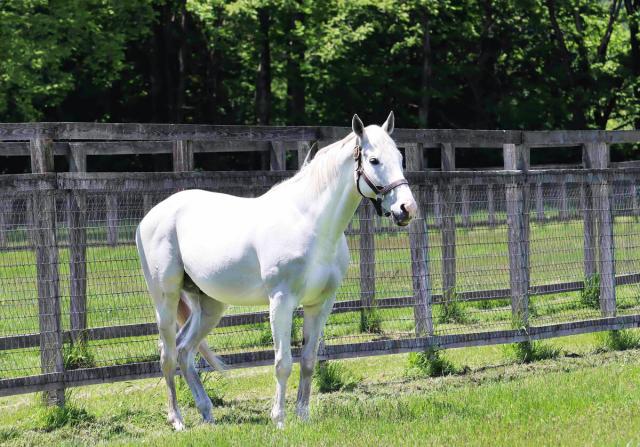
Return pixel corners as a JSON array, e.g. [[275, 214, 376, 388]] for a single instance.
[[1, 124, 640, 402]]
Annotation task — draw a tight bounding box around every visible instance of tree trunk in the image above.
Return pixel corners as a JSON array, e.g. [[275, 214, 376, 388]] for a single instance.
[[418, 12, 432, 128], [162, 4, 176, 123], [205, 8, 224, 123], [150, 8, 165, 122], [626, 0, 640, 128], [256, 7, 271, 125], [286, 8, 305, 125], [176, 1, 187, 123]]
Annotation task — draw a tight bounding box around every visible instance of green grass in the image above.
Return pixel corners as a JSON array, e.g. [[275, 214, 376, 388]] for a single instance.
[[3, 333, 640, 445]]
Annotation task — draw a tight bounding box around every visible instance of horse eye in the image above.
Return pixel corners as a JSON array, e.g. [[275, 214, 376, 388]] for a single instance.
[[369, 157, 380, 165]]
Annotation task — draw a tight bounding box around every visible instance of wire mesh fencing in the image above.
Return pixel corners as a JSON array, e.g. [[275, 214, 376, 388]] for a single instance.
[[1, 170, 640, 396]]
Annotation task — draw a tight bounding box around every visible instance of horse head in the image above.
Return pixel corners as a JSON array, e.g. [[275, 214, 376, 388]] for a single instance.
[[352, 112, 417, 226]]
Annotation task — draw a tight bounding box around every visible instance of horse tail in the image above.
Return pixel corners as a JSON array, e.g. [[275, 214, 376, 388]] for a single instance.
[[176, 296, 227, 373]]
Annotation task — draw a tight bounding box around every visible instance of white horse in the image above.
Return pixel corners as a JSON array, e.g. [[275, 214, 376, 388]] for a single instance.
[[135, 113, 416, 430]]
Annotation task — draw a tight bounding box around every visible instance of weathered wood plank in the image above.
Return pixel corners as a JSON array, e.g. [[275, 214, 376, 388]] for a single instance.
[[297, 141, 314, 168], [0, 123, 321, 142], [270, 141, 288, 171], [503, 143, 530, 324], [0, 196, 8, 248], [559, 182, 568, 220], [440, 143, 456, 302], [29, 138, 65, 406], [105, 194, 118, 246], [67, 190, 87, 341], [535, 182, 544, 221], [172, 140, 194, 172], [404, 142, 424, 171], [66, 145, 88, 341], [406, 175, 432, 336], [359, 202, 376, 328], [5, 314, 640, 398], [4, 271, 640, 352], [487, 184, 496, 226], [523, 130, 640, 146], [584, 142, 616, 316]]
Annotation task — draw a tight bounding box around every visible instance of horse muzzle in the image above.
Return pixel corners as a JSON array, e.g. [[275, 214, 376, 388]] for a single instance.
[[391, 201, 417, 227]]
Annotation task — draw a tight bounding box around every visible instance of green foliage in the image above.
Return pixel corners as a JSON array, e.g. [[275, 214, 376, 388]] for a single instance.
[[175, 372, 227, 407], [313, 361, 359, 393], [437, 294, 473, 325], [360, 307, 383, 334], [0, 0, 153, 121], [506, 341, 561, 364], [598, 330, 640, 351], [1, 0, 638, 136], [580, 274, 601, 310], [406, 347, 459, 378], [33, 402, 94, 432], [63, 338, 95, 370]]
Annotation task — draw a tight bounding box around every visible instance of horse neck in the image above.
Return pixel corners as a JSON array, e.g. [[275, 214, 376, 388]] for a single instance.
[[288, 140, 362, 240]]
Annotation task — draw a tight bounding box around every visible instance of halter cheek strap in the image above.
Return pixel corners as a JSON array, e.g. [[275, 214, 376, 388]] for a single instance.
[[353, 144, 409, 216]]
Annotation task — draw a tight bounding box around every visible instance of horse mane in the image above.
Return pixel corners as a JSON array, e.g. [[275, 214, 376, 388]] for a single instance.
[[266, 133, 356, 197]]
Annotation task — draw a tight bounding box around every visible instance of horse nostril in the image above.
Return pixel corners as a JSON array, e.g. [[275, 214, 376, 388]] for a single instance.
[[400, 203, 408, 215]]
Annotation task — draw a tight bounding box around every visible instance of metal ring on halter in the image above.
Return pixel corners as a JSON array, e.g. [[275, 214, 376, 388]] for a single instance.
[[352, 144, 409, 217]]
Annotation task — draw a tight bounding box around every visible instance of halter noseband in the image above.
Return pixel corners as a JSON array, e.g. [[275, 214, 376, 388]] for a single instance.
[[353, 144, 409, 216]]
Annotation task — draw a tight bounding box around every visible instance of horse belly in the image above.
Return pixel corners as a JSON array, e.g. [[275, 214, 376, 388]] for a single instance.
[[180, 236, 268, 305]]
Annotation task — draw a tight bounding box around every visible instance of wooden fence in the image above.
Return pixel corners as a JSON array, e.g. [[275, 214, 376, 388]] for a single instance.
[[1, 123, 640, 405]]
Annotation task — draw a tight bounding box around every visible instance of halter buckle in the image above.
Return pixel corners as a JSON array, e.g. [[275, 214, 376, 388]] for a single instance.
[[353, 144, 361, 161]]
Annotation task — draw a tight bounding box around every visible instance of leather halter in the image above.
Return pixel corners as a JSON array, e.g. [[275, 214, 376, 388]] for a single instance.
[[353, 144, 409, 216]]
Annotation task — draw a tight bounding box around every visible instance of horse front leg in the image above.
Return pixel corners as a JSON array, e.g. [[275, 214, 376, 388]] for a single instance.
[[296, 296, 335, 421], [269, 289, 297, 429]]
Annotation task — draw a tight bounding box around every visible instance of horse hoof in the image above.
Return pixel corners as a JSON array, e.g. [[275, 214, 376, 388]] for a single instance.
[[202, 414, 215, 425], [275, 420, 285, 430], [170, 418, 186, 431], [296, 407, 310, 422]]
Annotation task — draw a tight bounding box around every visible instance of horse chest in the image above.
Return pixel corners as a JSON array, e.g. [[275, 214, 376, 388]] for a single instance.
[[261, 239, 341, 303]]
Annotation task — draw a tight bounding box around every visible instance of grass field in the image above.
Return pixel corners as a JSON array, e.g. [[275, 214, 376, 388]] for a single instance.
[[2, 331, 640, 446], [2, 217, 640, 378]]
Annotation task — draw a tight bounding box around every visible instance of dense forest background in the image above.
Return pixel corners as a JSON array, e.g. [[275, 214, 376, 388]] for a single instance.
[[1, 0, 639, 172]]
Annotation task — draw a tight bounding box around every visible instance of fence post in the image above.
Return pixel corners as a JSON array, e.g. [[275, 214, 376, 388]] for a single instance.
[[406, 143, 432, 335], [584, 142, 615, 316], [440, 143, 456, 301], [297, 142, 310, 169], [581, 144, 598, 280], [0, 196, 7, 247], [67, 144, 88, 342], [30, 137, 65, 406], [106, 194, 118, 246], [631, 183, 639, 218], [504, 143, 530, 325], [535, 182, 545, 222], [359, 201, 376, 331], [461, 186, 470, 227], [270, 142, 287, 171], [433, 184, 442, 227], [172, 140, 194, 172], [487, 184, 496, 227], [559, 182, 568, 220]]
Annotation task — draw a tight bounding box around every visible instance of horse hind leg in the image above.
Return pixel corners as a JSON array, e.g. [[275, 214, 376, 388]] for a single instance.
[[154, 287, 184, 430], [176, 289, 228, 424], [136, 232, 185, 430]]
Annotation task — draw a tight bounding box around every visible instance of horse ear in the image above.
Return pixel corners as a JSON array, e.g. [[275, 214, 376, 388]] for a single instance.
[[381, 111, 394, 135], [352, 114, 365, 139]]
